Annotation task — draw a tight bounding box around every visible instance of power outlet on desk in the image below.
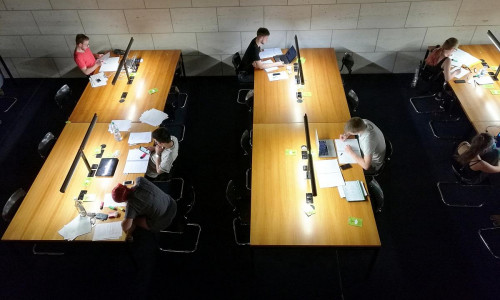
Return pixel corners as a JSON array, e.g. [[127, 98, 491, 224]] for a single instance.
[[297, 91, 303, 103], [78, 190, 87, 201], [127, 75, 135, 85], [119, 92, 128, 103], [306, 193, 313, 204], [294, 63, 298, 72]]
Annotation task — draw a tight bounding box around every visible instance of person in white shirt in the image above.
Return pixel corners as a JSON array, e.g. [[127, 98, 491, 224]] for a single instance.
[[340, 117, 386, 173], [145, 127, 179, 179]]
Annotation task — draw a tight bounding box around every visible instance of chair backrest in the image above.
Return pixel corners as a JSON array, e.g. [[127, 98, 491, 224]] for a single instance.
[[346, 89, 359, 114], [2, 188, 26, 222], [232, 52, 241, 74], [54, 84, 72, 109], [38, 132, 56, 159], [340, 52, 354, 74], [368, 178, 384, 213], [451, 141, 474, 183], [240, 129, 251, 155], [0, 72, 4, 89], [384, 137, 393, 162]]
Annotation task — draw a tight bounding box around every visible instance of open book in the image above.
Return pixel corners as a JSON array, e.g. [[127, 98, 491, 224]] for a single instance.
[[334, 139, 361, 164]]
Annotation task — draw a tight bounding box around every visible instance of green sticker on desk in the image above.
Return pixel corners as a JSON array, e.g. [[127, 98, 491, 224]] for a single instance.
[[94, 147, 101, 154], [303, 92, 312, 97], [348, 217, 363, 227], [491, 66, 498, 72], [483, 84, 494, 89], [148, 88, 158, 95], [491, 90, 500, 95], [83, 177, 93, 187], [285, 149, 297, 155], [300, 57, 306, 64]]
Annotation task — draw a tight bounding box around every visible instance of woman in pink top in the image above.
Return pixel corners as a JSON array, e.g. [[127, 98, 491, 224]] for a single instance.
[[74, 34, 103, 75], [425, 37, 461, 82]]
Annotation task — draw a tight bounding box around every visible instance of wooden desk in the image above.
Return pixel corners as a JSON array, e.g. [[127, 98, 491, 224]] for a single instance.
[[251, 123, 380, 246], [449, 45, 500, 128], [2, 123, 156, 241], [253, 48, 350, 124], [70, 50, 180, 123]]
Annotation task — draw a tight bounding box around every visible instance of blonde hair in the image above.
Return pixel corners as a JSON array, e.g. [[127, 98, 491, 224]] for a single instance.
[[345, 117, 366, 133], [442, 37, 458, 51]]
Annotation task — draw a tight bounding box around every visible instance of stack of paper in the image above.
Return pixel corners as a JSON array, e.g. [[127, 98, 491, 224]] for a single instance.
[[338, 181, 367, 202], [315, 159, 345, 188], [128, 132, 152, 145], [89, 72, 107, 87], [58, 215, 92, 241], [92, 222, 123, 241], [334, 139, 362, 164], [451, 49, 481, 68], [267, 72, 288, 81], [259, 48, 282, 59], [123, 148, 150, 173], [99, 56, 120, 72], [139, 108, 169, 126]]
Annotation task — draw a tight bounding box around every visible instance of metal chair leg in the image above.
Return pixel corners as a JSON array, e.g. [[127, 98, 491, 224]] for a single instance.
[[436, 182, 489, 208], [410, 94, 444, 114], [32, 244, 64, 256], [158, 223, 201, 253], [478, 227, 500, 259]]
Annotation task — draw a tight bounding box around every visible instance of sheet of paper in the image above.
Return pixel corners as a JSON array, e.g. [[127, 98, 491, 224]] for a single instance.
[[123, 158, 149, 174], [111, 120, 132, 132], [89, 72, 108, 87], [315, 159, 345, 188], [265, 67, 278, 73], [267, 71, 288, 82], [92, 222, 123, 241], [334, 139, 362, 164], [343, 181, 365, 202], [451, 49, 481, 68], [139, 108, 169, 126], [103, 193, 127, 207], [451, 67, 470, 79], [99, 56, 120, 72], [128, 132, 152, 145], [475, 76, 494, 85], [259, 48, 282, 59], [58, 215, 92, 241]]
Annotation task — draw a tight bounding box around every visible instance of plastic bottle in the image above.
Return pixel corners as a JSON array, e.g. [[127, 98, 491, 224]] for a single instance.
[[110, 122, 122, 141], [411, 67, 419, 88]]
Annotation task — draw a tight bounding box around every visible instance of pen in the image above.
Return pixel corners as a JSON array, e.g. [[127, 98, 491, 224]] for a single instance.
[[100, 201, 104, 210]]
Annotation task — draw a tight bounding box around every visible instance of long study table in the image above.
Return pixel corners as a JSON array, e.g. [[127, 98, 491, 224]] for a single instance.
[[2, 123, 156, 241], [70, 50, 181, 123]]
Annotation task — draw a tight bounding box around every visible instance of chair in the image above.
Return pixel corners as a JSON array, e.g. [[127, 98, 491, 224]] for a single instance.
[[157, 184, 201, 253], [436, 141, 492, 207], [226, 180, 250, 245], [340, 52, 354, 75], [162, 123, 185, 143], [54, 84, 73, 110], [245, 168, 251, 191], [346, 89, 359, 116], [153, 177, 184, 201], [2, 188, 26, 222], [240, 129, 252, 156], [0, 73, 17, 119], [478, 227, 500, 259], [428, 91, 466, 140], [366, 137, 393, 180], [168, 85, 188, 109], [232, 52, 253, 104], [38, 132, 56, 159], [368, 178, 384, 213]]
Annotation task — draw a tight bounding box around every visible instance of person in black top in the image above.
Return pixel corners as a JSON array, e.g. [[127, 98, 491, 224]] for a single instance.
[[456, 133, 500, 184], [238, 27, 284, 83]]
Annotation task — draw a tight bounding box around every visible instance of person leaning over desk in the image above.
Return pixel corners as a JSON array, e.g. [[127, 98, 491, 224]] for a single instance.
[[456, 133, 500, 185], [424, 37, 461, 84], [340, 117, 386, 174], [112, 177, 177, 241], [74, 34, 104, 76], [238, 27, 284, 83], [145, 127, 179, 181]]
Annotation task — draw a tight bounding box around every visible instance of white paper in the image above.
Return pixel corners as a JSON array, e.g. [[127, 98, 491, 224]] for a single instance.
[[267, 71, 288, 82], [123, 148, 150, 174], [111, 120, 132, 132], [89, 72, 108, 87], [475, 76, 494, 85], [451, 67, 470, 79], [259, 48, 282, 59], [335, 139, 362, 164], [315, 159, 345, 188], [92, 222, 123, 241], [342, 181, 365, 202], [139, 108, 169, 126], [58, 215, 92, 241], [451, 49, 481, 68], [99, 56, 120, 72], [265, 67, 278, 73], [128, 132, 152, 145], [103, 193, 127, 207]]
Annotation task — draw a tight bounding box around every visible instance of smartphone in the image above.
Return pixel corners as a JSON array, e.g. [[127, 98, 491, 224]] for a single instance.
[[340, 163, 352, 170], [123, 180, 134, 185], [139, 146, 150, 154]]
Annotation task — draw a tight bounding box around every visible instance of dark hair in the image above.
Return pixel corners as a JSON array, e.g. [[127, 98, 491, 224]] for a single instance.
[[75, 34, 89, 45], [152, 127, 172, 144], [257, 28, 270, 37], [457, 133, 494, 165]]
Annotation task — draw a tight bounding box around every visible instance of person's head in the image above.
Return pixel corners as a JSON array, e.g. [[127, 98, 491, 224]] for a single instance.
[[112, 183, 132, 203], [152, 127, 172, 147], [75, 34, 90, 50], [441, 37, 458, 57], [256, 27, 270, 45], [457, 133, 495, 164], [344, 117, 367, 135]]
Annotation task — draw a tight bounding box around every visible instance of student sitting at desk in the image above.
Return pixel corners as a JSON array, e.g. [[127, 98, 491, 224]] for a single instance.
[[238, 27, 284, 83], [456, 133, 500, 185], [74, 34, 103, 76], [424, 37, 461, 84], [340, 117, 386, 174], [112, 177, 177, 241], [145, 127, 179, 180]]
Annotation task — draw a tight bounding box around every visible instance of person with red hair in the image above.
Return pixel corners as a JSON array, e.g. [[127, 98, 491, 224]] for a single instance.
[[112, 177, 177, 240]]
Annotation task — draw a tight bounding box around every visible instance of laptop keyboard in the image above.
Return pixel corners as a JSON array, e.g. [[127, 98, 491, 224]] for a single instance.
[[319, 141, 328, 156]]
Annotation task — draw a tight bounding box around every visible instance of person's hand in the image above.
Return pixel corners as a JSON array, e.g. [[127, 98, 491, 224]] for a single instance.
[[452, 68, 461, 76], [252, 61, 257, 68], [339, 133, 348, 141], [146, 146, 155, 153], [95, 60, 102, 66], [155, 144, 164, 155], [97, 53, 103, 58], [278, 61, 284, 66], [345, 145, 354, 155]]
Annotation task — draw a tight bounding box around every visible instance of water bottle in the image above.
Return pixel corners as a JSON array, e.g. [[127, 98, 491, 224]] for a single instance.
[[110, 122, 122, 141], [411, 67, 419, 88]]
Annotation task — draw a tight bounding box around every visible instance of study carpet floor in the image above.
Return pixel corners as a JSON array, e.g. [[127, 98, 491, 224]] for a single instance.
[[0, 74, 499, 299]]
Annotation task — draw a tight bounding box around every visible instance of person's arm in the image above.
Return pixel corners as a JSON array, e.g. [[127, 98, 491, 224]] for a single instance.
[[345, 145, 372, 170], [253, 60, 283, 70], [79, 60, 101, 75], [470, 160, 500, 173], [122, 218, 133, 233], [443, 58, 460, 82], [154, 144, 165, 175], [339, 133, 351, 141]]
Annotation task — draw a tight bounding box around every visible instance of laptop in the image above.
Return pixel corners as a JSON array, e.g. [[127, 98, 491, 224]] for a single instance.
[[315, 130, 336, 158], [273, 46, 297, 64], [95, 158, 119, 177]]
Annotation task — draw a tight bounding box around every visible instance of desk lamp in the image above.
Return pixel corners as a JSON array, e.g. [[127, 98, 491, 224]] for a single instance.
[[487, 30, 500, 81]]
